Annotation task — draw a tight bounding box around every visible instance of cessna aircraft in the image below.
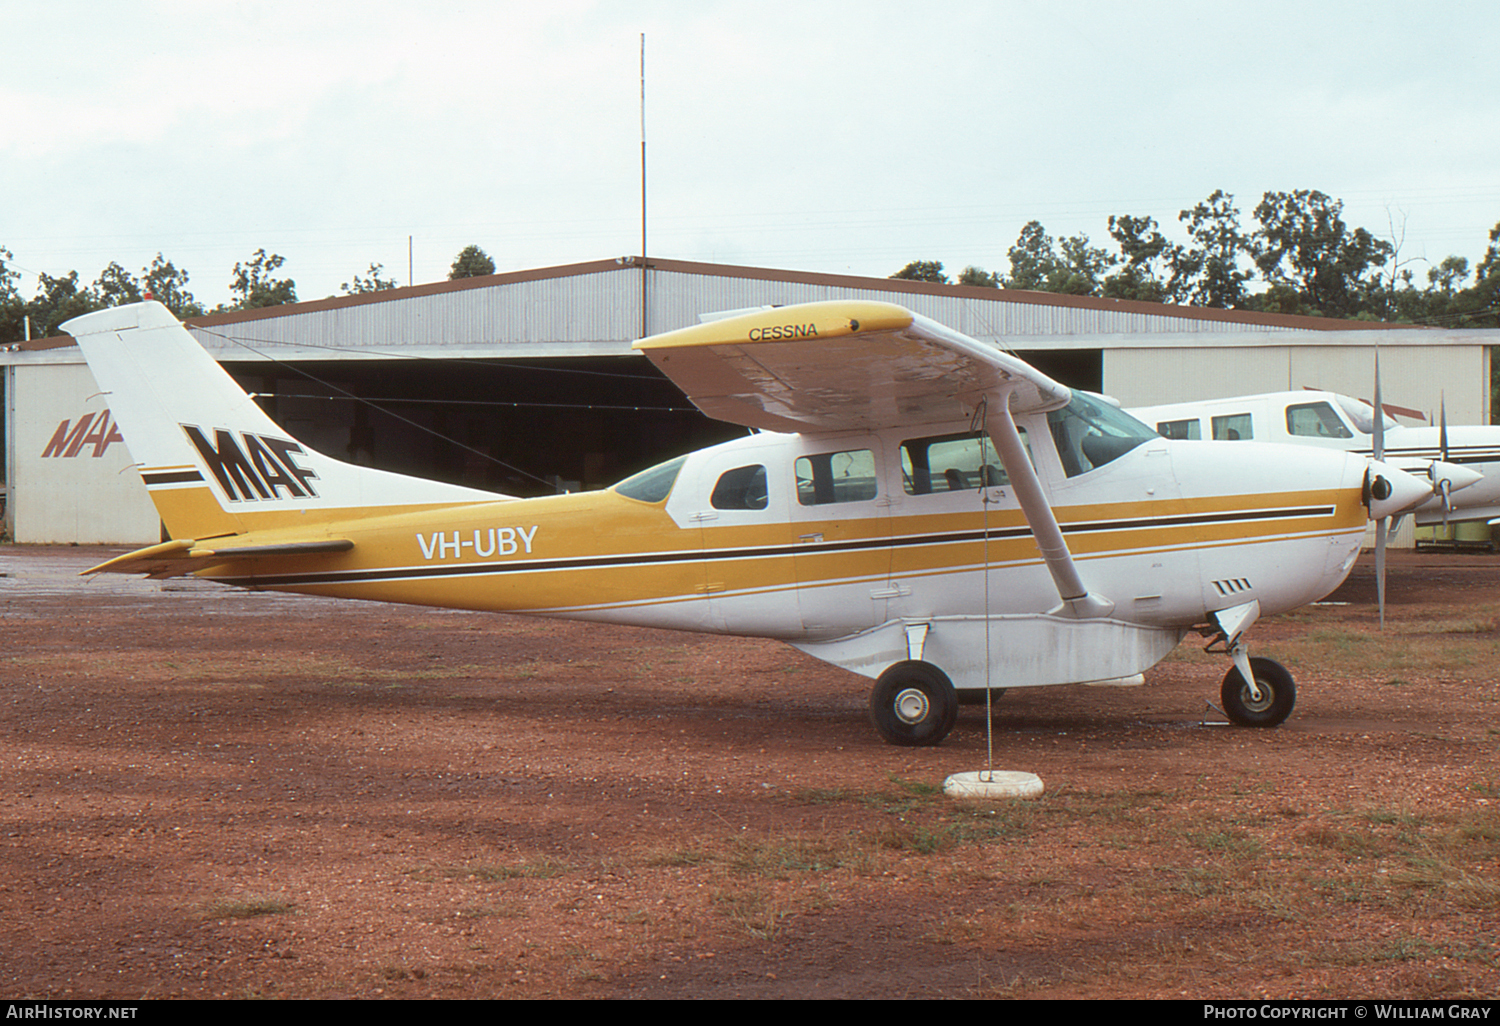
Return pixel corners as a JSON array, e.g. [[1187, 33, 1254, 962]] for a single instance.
[[63, 300, 1442, 746], [1129, 390, 1494, 525]]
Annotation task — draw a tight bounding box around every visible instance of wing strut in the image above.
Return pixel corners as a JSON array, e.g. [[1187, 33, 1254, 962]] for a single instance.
[[985, 395, 1114, 620]]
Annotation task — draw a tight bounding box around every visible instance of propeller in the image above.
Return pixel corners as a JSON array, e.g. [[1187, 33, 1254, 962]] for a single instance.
[[1436, 396, 1451, 525], [1373, 352, 1386, 629]]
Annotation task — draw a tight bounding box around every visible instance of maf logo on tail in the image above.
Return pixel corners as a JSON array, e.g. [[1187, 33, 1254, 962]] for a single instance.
[[182, 425, 320, 501]]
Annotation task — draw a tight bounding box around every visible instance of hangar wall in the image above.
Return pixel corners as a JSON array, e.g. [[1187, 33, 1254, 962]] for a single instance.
[[9, 362, 160, 544], [1103, 342, 1488, 425]]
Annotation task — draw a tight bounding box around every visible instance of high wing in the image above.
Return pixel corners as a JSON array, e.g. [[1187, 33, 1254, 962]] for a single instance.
[[633, 300, 1071, 432], [636, 300, 1112, 618]]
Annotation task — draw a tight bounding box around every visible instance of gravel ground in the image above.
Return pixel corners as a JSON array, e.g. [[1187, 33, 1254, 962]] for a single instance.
[[2, 545, 1497, 999]]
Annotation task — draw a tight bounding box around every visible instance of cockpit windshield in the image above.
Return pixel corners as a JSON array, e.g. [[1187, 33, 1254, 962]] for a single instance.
[[1047, 392, 1159, 478], [1332, 394, 1398, 436], [613, 454, 688, 503]]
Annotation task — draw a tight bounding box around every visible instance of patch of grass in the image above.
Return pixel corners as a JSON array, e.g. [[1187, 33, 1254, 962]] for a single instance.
[[201, 894, 296, 920], [410, 857, 571, 884], [712, 888, 792, 942], [727, 835, 865, 877], [1185, 828, 1263, 858]]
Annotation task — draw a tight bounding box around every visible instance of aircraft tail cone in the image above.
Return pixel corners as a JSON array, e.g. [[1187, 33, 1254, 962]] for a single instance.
[[943, 770, 1044, 800]]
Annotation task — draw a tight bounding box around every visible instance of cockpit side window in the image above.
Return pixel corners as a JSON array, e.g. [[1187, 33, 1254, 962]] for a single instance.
[[1286, 402, 1353, 439], [711, 464, 769, 510], [1046, 393, 1159, 477]]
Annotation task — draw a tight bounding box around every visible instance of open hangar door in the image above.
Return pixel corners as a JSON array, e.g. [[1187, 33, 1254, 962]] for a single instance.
[[224, 355, 744, 498]]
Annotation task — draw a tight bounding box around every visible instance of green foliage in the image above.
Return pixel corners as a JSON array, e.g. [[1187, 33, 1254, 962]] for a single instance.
[[341, 262, 399, 294], [29, 271, 102, 338], [1176, 189, 1254, 308], [1002, 221, 1116, 294], [141, 254, 206, 319], [956, 265, 1001, 288], [1103, 214, 1187, 303], [449, 244, 496, 280], [890, 259, 949, 283], [227, 248, 297, 310], [1250, 189, 1393, 320], [1003, 221, 1061, 291], [893, 190, 1498, 328]]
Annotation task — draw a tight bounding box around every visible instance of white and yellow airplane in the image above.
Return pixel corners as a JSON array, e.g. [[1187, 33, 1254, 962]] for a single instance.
[[63, 300, 1439, 746]]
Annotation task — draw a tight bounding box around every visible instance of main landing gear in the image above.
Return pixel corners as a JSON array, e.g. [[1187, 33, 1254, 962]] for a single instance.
[[869, 660, 958, 747]]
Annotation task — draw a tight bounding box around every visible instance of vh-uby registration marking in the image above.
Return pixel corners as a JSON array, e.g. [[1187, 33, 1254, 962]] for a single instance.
[[64, 299, 1451, 745]]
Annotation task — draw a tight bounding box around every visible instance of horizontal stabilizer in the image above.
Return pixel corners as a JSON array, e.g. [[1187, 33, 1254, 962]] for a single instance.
[[85, 537, 354, 579]]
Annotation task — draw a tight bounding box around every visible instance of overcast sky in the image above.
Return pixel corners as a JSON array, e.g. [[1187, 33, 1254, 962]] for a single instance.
[[5, 0, 1499, 309]]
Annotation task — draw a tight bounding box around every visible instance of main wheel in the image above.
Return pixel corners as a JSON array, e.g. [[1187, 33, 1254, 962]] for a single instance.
[[1221, 657, 1296, 728], [870, 661, 958, 747]]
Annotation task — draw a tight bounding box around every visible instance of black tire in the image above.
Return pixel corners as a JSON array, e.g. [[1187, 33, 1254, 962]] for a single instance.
[[1221, 657, 1296, 728], [870, 661, 958, 747]]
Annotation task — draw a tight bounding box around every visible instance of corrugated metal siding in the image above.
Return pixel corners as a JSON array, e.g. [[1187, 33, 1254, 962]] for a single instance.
[[190, 265, 1322, 359], [643, 269, 1303, 342]]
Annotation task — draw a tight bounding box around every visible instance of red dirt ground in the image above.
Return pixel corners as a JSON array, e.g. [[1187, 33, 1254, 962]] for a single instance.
[[1, 545, 1497, 999]]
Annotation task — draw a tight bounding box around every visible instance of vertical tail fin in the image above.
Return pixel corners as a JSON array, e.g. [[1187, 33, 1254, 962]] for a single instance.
[[62, 301, 508, 540]]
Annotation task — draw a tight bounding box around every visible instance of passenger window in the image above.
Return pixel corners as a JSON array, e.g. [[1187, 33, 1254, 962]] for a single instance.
[[795, 449, 877, 506], [899, 432, 1016, 494], [710, 465, 768, 510], [1212, 413, 1253, 441], [1286, 402, 1353, 439], [1156, 419, 1201, 440]]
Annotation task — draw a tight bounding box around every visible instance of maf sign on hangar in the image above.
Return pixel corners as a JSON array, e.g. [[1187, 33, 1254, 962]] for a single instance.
[[3, 256, 1494, 545]]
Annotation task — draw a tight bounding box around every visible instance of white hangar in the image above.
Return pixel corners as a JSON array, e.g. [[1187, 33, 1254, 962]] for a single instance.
[[3, 256, 1496, 545]]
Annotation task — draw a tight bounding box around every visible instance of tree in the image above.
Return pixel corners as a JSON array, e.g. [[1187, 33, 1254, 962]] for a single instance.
[[341, 262, 398, 294], [1102, 214, 1186, 303], [141, 254, 205, 319], [227, 249, 296, 310], [1002, 221, 1062, 291], [1176, 190, 1254, 309], [0, 245, 24, 342], [92, 261, 143, 307], [1250, 189, 1392, 319], [890, 260, 949, 284], [28, 270, 102, 338], [1002, 222, 1114, 295], [956, 266, 1001, 288], [449, 245, 495, 280], [1056, 233, 1117, 295]]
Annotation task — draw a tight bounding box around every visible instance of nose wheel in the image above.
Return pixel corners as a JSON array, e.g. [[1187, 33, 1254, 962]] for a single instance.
[[1220, 656, 1296, 727]]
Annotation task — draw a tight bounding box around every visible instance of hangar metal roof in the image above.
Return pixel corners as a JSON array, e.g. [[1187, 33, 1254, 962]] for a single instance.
[[9, 256, 1498, 366]]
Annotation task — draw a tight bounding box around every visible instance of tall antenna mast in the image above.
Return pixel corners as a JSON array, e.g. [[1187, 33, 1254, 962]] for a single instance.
[[639, 32, 648, 339]]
